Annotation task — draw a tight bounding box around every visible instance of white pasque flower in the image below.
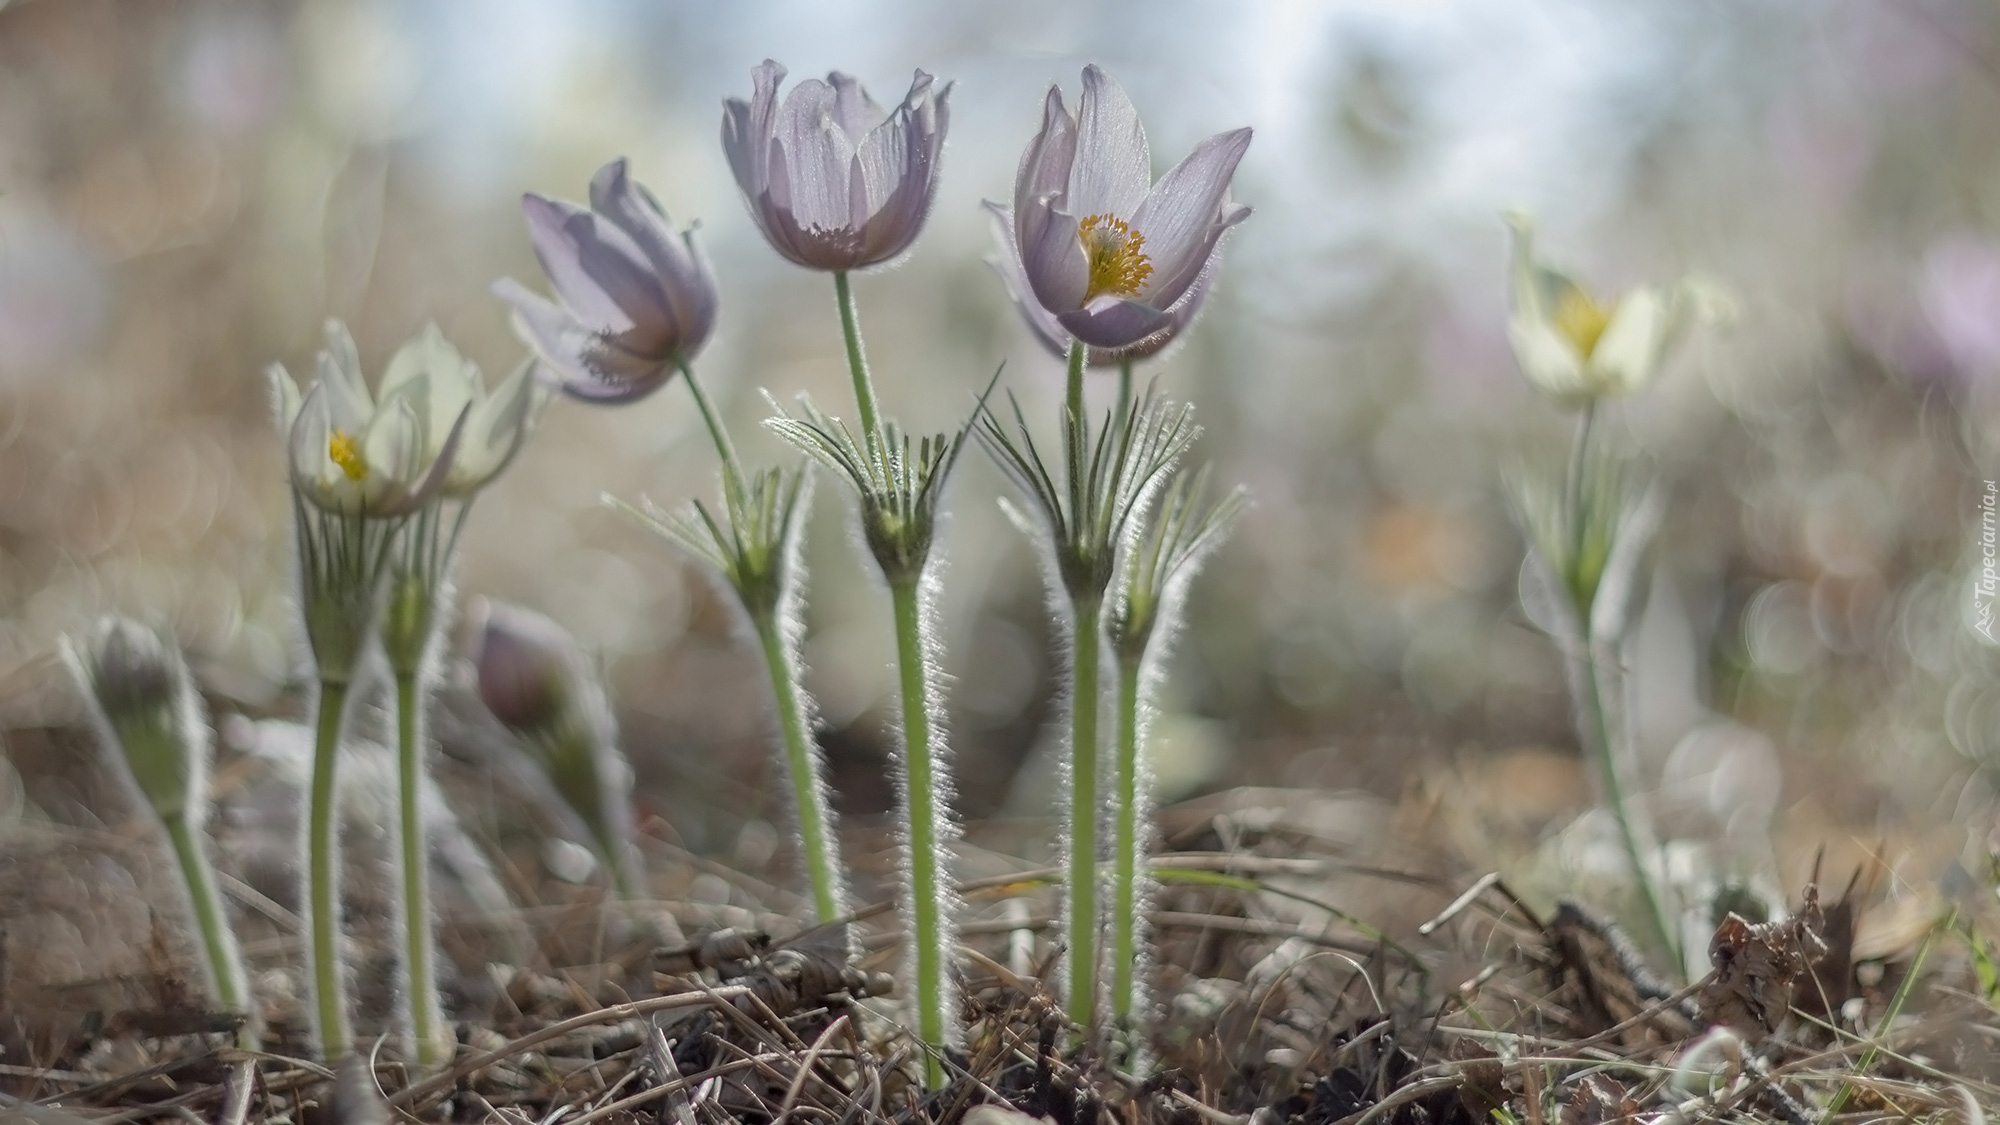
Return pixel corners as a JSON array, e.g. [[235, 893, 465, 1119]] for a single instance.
[[268, 321, 466, 518], [375, 322, 545, 498], [1504, 213, 1731, 404]]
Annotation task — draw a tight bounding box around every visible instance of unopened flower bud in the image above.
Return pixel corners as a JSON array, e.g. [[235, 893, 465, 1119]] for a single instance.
[[475, 600, 581, 737], [472, 599, 638, 895], [69, 616, 203, 824]]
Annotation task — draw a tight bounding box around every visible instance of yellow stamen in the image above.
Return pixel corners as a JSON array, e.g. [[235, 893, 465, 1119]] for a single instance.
[[328, 430, 368, 481], [1553, 286, 1616, 359], [1077, 214, 1152, 305]]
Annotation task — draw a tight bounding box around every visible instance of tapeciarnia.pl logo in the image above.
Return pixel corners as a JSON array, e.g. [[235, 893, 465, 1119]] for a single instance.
[[1977, 480, 1998, 642]]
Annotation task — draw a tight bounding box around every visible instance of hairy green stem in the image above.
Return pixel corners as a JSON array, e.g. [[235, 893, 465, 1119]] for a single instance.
[[308, 678, 351, 1061], [164, 816, 256, 1048], [890, 580, 947, 1088], [1110, 652, 1144, 1023], [754, 613, 840, 924], [833, 271, 883, 448], [1067, 596, 1103, 1028], [395, 671, 450, 1071]]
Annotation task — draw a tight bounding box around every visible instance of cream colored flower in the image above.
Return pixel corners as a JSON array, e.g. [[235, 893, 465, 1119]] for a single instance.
[[1505, 213, 1728, 404], [268, 321, 471, 517]]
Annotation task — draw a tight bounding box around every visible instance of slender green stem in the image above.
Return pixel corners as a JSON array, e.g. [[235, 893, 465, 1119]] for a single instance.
[[308, 679, 351, 1061], [832, 271, 883, 449], [1066, 342, 1087, 452], [1067, 596, 1103, 1028], [889, 580, 947, 1089], [680, 361, 743, 485], [753, 613, 840, 924], [1110, 652, 1143, 1023], [394, 671, 449, 1071], [165, 816, 256, 1049], [1566, 398, 1597, 579]]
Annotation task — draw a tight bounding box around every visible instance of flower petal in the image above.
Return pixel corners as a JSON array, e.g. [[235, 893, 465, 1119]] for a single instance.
[[316, 321, 374, 428], [1018, 194, 1091, 315], [379, 322, 477, 449], [774, 77, 857, 236], [1068, 65, 1151, 220], [520, 193, 667, 336], [722, 96, 757, 196], [1056, 296, 1175, 351], [1014, 84, 1076, 225], [396, 401, 471, 514], [675, 229, 721, 351], [827, 70, 889, 140], [852, 74, 948, 266], [1117, 251, 1219, 362], [587, 160, 710, 342], [722, 59, 785, 199], [1506, 318, 1590, 401], [984, 201, 1070, 360], [266, 363, 302, 436], [288, 382, 336, 496], [1129, 127, 1253, 306], [1588, 286, 1667, 395], [448, 358, 541, 495], [494, 278, 676, 404], [365, 395, 425, 493]]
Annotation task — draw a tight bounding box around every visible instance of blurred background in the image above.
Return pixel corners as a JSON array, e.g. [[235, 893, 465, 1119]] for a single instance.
[[2, 0, 1999, 949]]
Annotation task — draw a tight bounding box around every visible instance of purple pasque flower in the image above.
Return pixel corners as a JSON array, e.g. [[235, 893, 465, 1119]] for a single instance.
[[995, 65, 1250, 353], [722, 59, 951, 271], [494, 159, 719, 405], [986, 202, 1216, 366]]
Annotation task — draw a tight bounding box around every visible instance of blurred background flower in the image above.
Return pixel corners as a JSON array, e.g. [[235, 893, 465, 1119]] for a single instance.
[[0, 0, 1995, 948]]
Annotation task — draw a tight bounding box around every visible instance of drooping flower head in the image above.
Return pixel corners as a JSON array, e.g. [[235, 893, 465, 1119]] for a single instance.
[[268, 321, 465, 518], [495, 159, 720, 405], [67, 616, 206, 824], [1504, 213, 1731, 405], [723, 59, 952, 271], [993, 65, 1251, 354]]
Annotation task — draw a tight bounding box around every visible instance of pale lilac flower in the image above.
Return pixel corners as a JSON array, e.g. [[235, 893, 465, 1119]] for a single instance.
[[268, 322, 463, 518], [995, 65, 1250, 353], [495, 159, 719, 405], [722, 60, 952, 271], [986, 203, 1216, 365]]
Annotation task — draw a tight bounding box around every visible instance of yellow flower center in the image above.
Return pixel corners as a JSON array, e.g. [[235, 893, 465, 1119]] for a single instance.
[[328, 430, 368, 481], [1077, 214, 1152, 305], [1553, 286, 1616, 359]]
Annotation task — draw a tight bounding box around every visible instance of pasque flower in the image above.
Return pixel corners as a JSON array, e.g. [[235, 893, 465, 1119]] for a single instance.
[[722, 59, 952, 271], [995, 65, 1251, 353], [1504, 213, 1728, 404], [269, 322, 465, 518], [496, 159, 720, 405], [987, 206, 1216, 365]]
